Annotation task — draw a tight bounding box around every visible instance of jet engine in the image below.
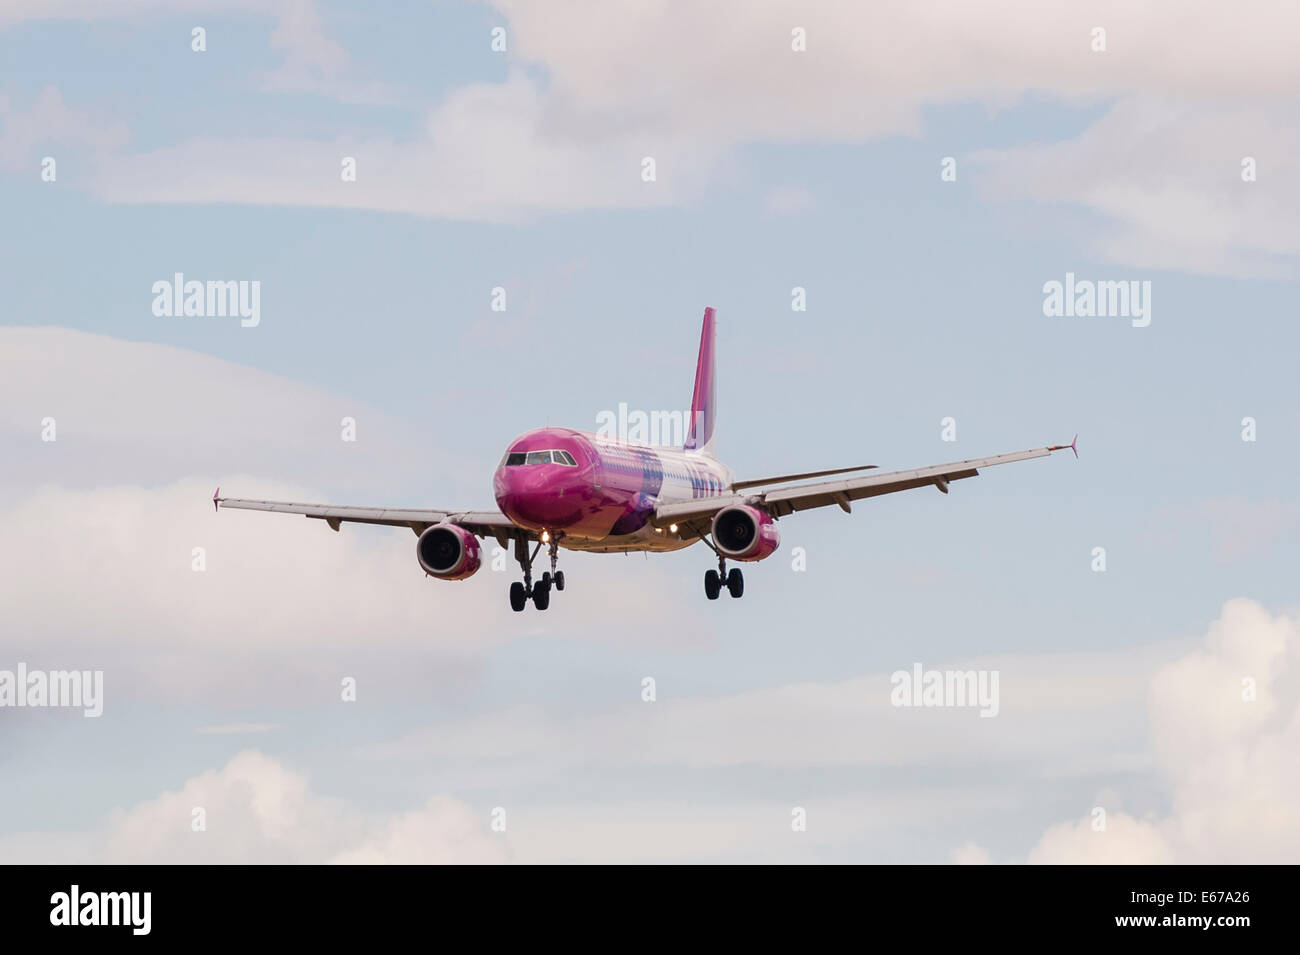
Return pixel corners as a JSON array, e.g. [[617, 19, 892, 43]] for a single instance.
[[416, 523, 482, 580], [711, 505, 780, 562]]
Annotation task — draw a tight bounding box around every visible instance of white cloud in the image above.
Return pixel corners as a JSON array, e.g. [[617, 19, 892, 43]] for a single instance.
[[1026, 811, 1177, 864], [0, 477, 506, 703], [196, 723, 282, 734], [488, 785, 1031, 864], [93, 72, 716, 221], [0, 326, 458, 492], [1133, 498, 1300, 575], [0, 86, 127, 171], [369, 642, 1177, 775], [972, 100, 1300, 277], [13, 2, 1300, 270], [1018, 599, 1300, 863], [0, 748, 1004, 864], [492, 1, 1298, 142], [951, 842, 993, 865], [764, 185, 817, 216], [0, 1, 390, 103], [0, 476, 712, 705], [0, 750, 508, 864], [330, 796, 507, 865]]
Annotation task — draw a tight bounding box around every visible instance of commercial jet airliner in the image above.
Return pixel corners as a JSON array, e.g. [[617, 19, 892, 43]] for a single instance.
[[215, 308, 1076, 611]]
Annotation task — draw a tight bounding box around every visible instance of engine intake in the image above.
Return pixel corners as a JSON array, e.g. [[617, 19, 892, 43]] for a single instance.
[[416, 523, 482, 580], [711, 505, 780, 562]]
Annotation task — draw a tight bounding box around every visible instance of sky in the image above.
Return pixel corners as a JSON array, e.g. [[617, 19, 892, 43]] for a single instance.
[[1, 0, 1298, 864]]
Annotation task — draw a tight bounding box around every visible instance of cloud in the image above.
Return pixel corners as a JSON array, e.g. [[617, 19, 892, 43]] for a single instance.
[[0, 1, 390, 103], [1017, 599, 1300, 863], [1192, 498, 1300, 564], [0, 326, 459, 492], [93, 71, 716, 221], [12, 1, 1300, 113], [0, 475, 713, 705], [491, 0, 1298, 142], [0, 748, 997, 864], [951, 842, 993, 865], [329, 796, 507, 864], [972, 99, 1300, 277], [0, 330, 510, 702], [764, 185, 817, 216], [0, 86, 127, 171], [0, 477, 505, 704], [1026, 811, 1177, 864], [1136, 497, 1300, 566], [0, 749, 508, 863], [21, 0, 1294, 271], [368, 642, 1177, 775], [195, 723, 282, 734]]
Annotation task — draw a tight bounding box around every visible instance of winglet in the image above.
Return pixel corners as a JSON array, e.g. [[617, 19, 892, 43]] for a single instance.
[[213, 487, 221, 512], [1047, 434, 1079, 458]]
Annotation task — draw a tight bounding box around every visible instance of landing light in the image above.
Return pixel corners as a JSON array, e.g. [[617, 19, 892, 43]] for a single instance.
[[541, 531, 550, 543], [669, 524, 678, 533]]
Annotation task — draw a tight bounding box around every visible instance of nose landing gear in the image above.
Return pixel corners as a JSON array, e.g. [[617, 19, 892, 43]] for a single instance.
[[509, 533, 564, 612], [546, 534, 565, 592]]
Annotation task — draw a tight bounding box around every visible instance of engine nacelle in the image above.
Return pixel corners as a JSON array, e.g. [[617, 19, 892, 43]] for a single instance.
[[416, 523, 481, 580], [711, 505, 780, 562]]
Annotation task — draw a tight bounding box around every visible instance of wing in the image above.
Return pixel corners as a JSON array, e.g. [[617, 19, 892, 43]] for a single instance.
[[655, 439, 1076, 539], [213, 490, 532, 547], [730, 464, 877, 491]]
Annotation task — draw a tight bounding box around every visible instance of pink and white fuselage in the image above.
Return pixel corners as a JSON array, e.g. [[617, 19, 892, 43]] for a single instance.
[[493, 429, 735, 553]]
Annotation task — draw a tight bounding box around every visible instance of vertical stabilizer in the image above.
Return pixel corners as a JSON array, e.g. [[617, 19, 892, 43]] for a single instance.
[[684, 307, 717, 458]]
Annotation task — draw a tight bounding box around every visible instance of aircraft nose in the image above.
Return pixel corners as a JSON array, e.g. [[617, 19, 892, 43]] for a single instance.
[[493, 461, 587, 530], [494, 463, 544, 522]]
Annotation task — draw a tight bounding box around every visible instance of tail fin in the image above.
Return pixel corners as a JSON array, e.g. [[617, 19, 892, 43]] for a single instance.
[[684, 306, 717, 457]]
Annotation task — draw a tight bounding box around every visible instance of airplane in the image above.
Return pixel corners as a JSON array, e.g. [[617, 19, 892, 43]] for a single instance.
[[214, 307, 1077, 611]]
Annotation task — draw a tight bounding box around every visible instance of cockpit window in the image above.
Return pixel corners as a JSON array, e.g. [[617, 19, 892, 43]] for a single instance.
[[502, 449, 578, 466]]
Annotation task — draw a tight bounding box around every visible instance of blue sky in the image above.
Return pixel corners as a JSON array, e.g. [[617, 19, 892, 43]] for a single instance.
[[2, 1, 1298, 863]]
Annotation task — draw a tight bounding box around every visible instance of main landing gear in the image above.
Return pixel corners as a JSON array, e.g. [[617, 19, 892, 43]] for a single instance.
[[704, 553, 744, 601], [509, 533, 565, 612]]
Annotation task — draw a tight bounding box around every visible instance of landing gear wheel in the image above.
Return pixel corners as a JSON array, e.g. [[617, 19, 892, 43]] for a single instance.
[[704, 569, 721, 600], [511, 537, 541, 613], [509, 582, 527, 612], [554, 571, 565, 592], [533, 580, 551, 611], [541, 571, 552, 589], [726, 568, 744, 598]]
